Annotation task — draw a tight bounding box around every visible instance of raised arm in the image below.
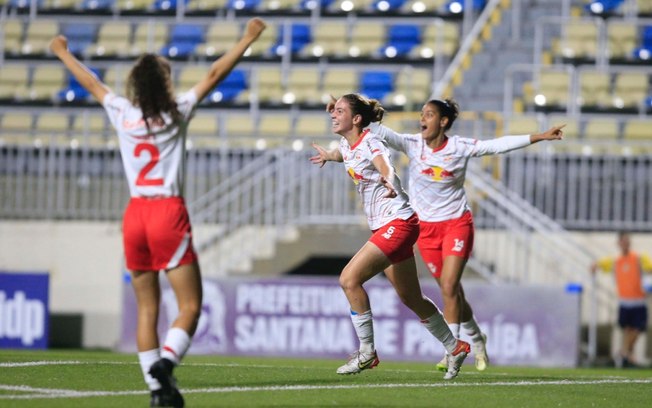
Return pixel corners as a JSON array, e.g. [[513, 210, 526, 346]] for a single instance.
[[49, 36, 110, 104], [192, 17, 266, 102], [530, 125, 565, 144]]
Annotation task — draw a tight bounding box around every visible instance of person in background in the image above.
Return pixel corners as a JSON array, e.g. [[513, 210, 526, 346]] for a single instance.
[[310, 93, 470, 380], [592, 232, 652, 368], [49, 18, 266, 407], [369, 98, 564, 372]]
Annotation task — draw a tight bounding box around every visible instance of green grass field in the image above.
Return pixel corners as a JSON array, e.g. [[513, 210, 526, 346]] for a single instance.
[[1, 349, 651, 407]]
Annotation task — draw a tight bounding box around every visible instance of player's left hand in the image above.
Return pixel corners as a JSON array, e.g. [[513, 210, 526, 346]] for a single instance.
[[379, 176, 397, 198]]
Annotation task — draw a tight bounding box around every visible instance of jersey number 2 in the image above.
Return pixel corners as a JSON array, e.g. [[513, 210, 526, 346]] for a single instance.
[[135, 143, 164, 186]]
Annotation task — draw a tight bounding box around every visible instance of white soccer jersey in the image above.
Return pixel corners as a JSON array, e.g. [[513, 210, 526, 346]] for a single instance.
[[371, 124, 531, 222], [102, 90, 198, 198], [339, 129, 414, 230]]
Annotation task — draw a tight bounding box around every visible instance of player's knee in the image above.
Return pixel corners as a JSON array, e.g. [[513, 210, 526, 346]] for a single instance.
[[440, 281, 459, 299]]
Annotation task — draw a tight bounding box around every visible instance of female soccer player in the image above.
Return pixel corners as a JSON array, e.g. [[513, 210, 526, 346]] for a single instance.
[[310, 94, 470, 380], [49, 18, 266, 407], [370, 98, 564, 371]]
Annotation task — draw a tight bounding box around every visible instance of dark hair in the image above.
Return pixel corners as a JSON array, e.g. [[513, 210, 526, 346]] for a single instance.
[[126, 54, 180, 131], [341, 93, 385, 128], [426, 98, 459, 131]]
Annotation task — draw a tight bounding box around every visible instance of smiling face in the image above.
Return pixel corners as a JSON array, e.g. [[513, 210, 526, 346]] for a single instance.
[[331, 97, 359, 136], [419, 102, 448, 142]]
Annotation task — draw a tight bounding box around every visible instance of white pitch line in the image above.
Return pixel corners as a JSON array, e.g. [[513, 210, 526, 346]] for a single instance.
[[1, 378, 651, 400]]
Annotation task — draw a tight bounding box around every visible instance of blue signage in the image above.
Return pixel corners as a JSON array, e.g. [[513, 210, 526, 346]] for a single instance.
[[0, 271, 49, 349]]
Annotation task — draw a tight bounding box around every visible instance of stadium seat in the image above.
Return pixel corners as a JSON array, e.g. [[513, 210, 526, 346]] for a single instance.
[[0, 111, 35, 145], [579, 70, 610, 111], [72, 112, 110, 138], [258, 0, 298, 11], [227, 0, 260, 10], [130, 22, 168, 56], [246, 66, 284, 104], [381, 24, 421, 58], [42, 0, 83, 11], [153, 0, 190, 11], [299, 0, 334, 10], [504, 115, 540, 136], [348, 21, 385, 58], [534, 71, 571, 110], [116, 0, 152, 11], [270, 23, 311, 56], [585, 0, 624, 15], [329, 0, 374, 13], [187, 0, 229, 11], [583, 117, 620, 140], [35, 112, 70, 137], [87, 21, 132, 58], [2, 19, 23, 56], [61, 23, 98, 57], [301, 20, 348, 58], [294, 114, 331, 139], [188, 114, 220, 149], [607, 21, 637, 60], [258, 114, 293, 140], [552, 20, 598, 61], [360, 71, 394, 100], [15, 65, 65, 102], [208, 69, 248, 104], [195, 21, 241, 57], [321, 68, 359, 103], [161, 24, 205, 58], [611, 71, 649, 110], [633, 25, 652, 60], [57, 68, 102, 103], [401, 0, 446, 14], [384, 67, 431, 108], [284, 67, 321, 106], [411, 22, 459, 59], [0, 64, 29, 101], [80, 0, 115, 11], [372, 0, 406, 12], [21, 20, 59, 57]]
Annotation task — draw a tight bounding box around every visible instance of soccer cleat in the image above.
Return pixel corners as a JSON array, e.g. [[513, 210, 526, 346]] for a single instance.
[[443, 340, 470, 380], [473, 333, 489, 371], [149, 358, 184, 408], [336, 350, 380, 374], [435, 354, 448, 372]]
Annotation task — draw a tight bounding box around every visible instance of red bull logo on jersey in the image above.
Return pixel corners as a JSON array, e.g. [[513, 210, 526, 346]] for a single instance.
[[347, 168, 365, 185], [420, 166, 454, 181]]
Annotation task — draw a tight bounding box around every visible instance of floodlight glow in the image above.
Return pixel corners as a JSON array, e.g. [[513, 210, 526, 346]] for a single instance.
[[377, 1, 390, 11], [385, 46, 398, 58], [638, 49, 651, 60], [534, 94, 547, 106], [211, 92, 224, 103], [420, 47, 434, 58], [412, 2, 426, 13], [613, 97, 624, 109], [305, 0, 318, 9], [168, 47, 178, 57], [66, 90, 76, 102], [255, 139, 267, 150], [349, 45, 361, 57], [590, 2, 604, 13], [341, 1, 355, 11], [292, 140, 304, 151], [393, 94, 407, 106], [448, 1, 462, 13], [312, 45, 324, 57], [235, 0, 246, 9], [283, 92, 296, 104]]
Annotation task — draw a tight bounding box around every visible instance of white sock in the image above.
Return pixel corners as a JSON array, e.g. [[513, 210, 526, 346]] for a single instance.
[[448, 323, 460, 339], [138, 349, 161, 391], [161, 327, 191, 366], [420, 310, 458, 353], [350, 310, 374, 354], [462, 317, 484, 344]]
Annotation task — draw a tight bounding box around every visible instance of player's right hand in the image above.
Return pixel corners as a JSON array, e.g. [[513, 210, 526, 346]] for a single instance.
[[245, 18, 266, 42], [49, 35, 68, 56]]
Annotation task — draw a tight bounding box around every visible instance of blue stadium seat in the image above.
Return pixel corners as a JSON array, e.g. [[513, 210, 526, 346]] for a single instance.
[[154, 0, 190, 11], [300, 0, 333, 10], [227, 0, 260, 10], [373, 0, 405, 12], [80, 0, 115, 11], [208, 69, 248, 103], [271, 24, 312, 56], [161, 24, 205, 58], [57, 68, 102, 103], [8, 0, 45, 8], [62, 23, 98, 56], [360, 71, 394, 100], [381, 24, 421, 57], [446, 0, 485, 13], [633, 25, 652, 61], [585, 0, 624, 15]]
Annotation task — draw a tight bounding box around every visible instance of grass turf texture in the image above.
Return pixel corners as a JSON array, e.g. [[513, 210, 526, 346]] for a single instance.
[[1, 350, 651, 407]]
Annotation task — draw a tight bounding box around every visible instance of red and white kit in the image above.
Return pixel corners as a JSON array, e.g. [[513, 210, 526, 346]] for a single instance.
[[103, 90, 199, 271], [339, 129, 418, 263], [372, 124, 532, 275]]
